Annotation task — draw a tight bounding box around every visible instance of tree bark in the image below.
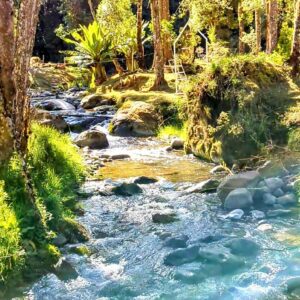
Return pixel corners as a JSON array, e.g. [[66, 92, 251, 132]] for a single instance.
[[290, 0, 300, 75], [160, 0, 172, 64], [238, 1, 246, 54], [113, 59, 125, 75], [136, 0, 145, 69], [94, 63, 107, 84], [266, 0, 279, 53], [151, 0, 166, 88], [255, 8, 262, 54], [87, 0, 96, 20]]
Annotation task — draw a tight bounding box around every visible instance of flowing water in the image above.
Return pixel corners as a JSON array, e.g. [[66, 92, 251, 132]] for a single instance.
[[14, 92, 300, 299]]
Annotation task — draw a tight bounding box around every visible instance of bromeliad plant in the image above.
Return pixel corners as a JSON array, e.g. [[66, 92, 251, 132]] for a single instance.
[[62, 21, 113, 84]]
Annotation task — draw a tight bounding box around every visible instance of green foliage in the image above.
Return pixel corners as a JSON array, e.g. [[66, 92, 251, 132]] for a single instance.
[[276, 22, 294, 60], [288, 128, 300, 151], [186, 54, 295, 164], [0, 124, 86, 283], [158, 123, 188, 141], [61, 21, 113, 65], [0, 183, 23, 282]]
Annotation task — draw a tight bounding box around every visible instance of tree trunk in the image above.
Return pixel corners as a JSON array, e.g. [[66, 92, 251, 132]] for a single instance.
[[266, 0, 279, 53], [160, 0, 173, 64], [290, 0, 300, 75], [136, 0, 145, 69], [113, 59, 125, 75], [238, 2, 246, 54], [87, 0, 96, 20], [255, 8, 262, 54], [94, 63, 107, 84], [151, 0, 166, 88]]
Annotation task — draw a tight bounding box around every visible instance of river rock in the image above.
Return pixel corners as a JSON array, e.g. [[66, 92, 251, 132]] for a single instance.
[[133, 176, 158, 184], [36, 99, 76, 111], [273, 188, 285, 197], [74, 129, 109, 149], [34, 109, 68, 131], [52, 234, 68, 247], [171, 138, 184, 150], [185, 179, 220, 194], [258, 160, 288, 178], [257, 223, 273, 231], [277, 193, 298, 206], [224, 238, 260, 257], [285, 277, 300, 297], [110, 154, 131, 160], [112, 182, 143, 196], [152, 210, 177, 224], [164, 245, 200, 266], [224, 188, 253, 210], [264, 177, 285, 192], [250, 210, 265, 219], [53, 258, 78, 281], [210, 165, 229, 175], [198, 246, 245, 274], [110, 102, 161, 137], [224, 209, 244, 220], [217, 171, 261, 201], [263, 193, 277, 205], [81, 94, 115, 109], [163, 235, 189, 249]]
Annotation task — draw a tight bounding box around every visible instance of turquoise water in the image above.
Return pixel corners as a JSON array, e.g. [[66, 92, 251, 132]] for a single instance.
[[23, 136, 300, 300]]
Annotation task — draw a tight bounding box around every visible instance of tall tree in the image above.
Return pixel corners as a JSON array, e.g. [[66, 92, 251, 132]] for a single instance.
[[238, 1, 246, 54], [255, 6, 262, 53], [160, 0, 173, 63], [0, 0, 41, 158], [266, 0, 279, 53], [290, 0, 300, 75], [136, 0, 145, 69], [151, 0, 166, 88]]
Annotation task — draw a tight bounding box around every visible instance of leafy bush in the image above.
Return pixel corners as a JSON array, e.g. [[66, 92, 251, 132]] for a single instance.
[[186, 54, 295, 165], [288, 128, 300, 151]]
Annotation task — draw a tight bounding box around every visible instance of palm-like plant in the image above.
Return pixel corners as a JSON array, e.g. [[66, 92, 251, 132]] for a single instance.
[[62, 21, 113, 84]]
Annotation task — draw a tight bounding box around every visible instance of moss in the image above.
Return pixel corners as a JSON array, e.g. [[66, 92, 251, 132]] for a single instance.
[[69, 245, 91, 256], [186, 54, 300, 165], [58, 217, 90, 243]]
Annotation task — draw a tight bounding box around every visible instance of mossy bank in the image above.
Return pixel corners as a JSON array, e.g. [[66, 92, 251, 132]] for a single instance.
[[185, 54, 300, 165], [0, 124, 87, 296]]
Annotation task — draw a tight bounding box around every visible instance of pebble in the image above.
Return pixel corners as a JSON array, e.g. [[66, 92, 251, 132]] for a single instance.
[[224, 209, 244, 220], [257, 223, 273, 231]]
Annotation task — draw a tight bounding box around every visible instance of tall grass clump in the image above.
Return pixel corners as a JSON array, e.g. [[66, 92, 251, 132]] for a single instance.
[[0, 182, 23, 282], [0, 124, 86, 287]]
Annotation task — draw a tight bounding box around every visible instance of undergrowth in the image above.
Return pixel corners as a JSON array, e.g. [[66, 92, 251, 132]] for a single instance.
[[0, 124, 86, 287]]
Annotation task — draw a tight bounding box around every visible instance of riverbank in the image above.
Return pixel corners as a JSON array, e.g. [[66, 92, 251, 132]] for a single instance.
[[0, 124, 88, 296]]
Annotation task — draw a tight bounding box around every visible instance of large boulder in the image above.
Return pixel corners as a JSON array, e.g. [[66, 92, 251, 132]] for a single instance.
[[224, 188, 253, 210], [74, 129, 109, 149], [35, 99, 76, 111], [81, 94, 115, 109], [217, 171, 261, 201], [34, 109, 68, 131], [110, 101, 161, 137]]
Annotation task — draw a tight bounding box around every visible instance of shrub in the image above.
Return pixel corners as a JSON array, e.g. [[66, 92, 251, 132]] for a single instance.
[[288, 128, 300, 151]]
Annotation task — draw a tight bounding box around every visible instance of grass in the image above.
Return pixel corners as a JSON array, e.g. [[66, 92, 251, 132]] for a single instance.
[[157, 123, 188, 141], [0, 124, 86, 287]]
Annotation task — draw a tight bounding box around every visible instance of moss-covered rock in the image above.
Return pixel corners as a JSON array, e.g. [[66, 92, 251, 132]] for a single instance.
[[110, 101, 162, 137], [186, 55, 300, 165]]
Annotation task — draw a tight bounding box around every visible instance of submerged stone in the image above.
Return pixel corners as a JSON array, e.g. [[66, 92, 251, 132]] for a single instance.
[[112, 182, 143, 196], [164, 245, 200, 266], [133, 176, 158, 185], [185, 179, 220, 194], [163, 235, 189, 249], [224, 209, 244, 220], [224, 238, 260, 257], [152, 210, 177, 224]]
